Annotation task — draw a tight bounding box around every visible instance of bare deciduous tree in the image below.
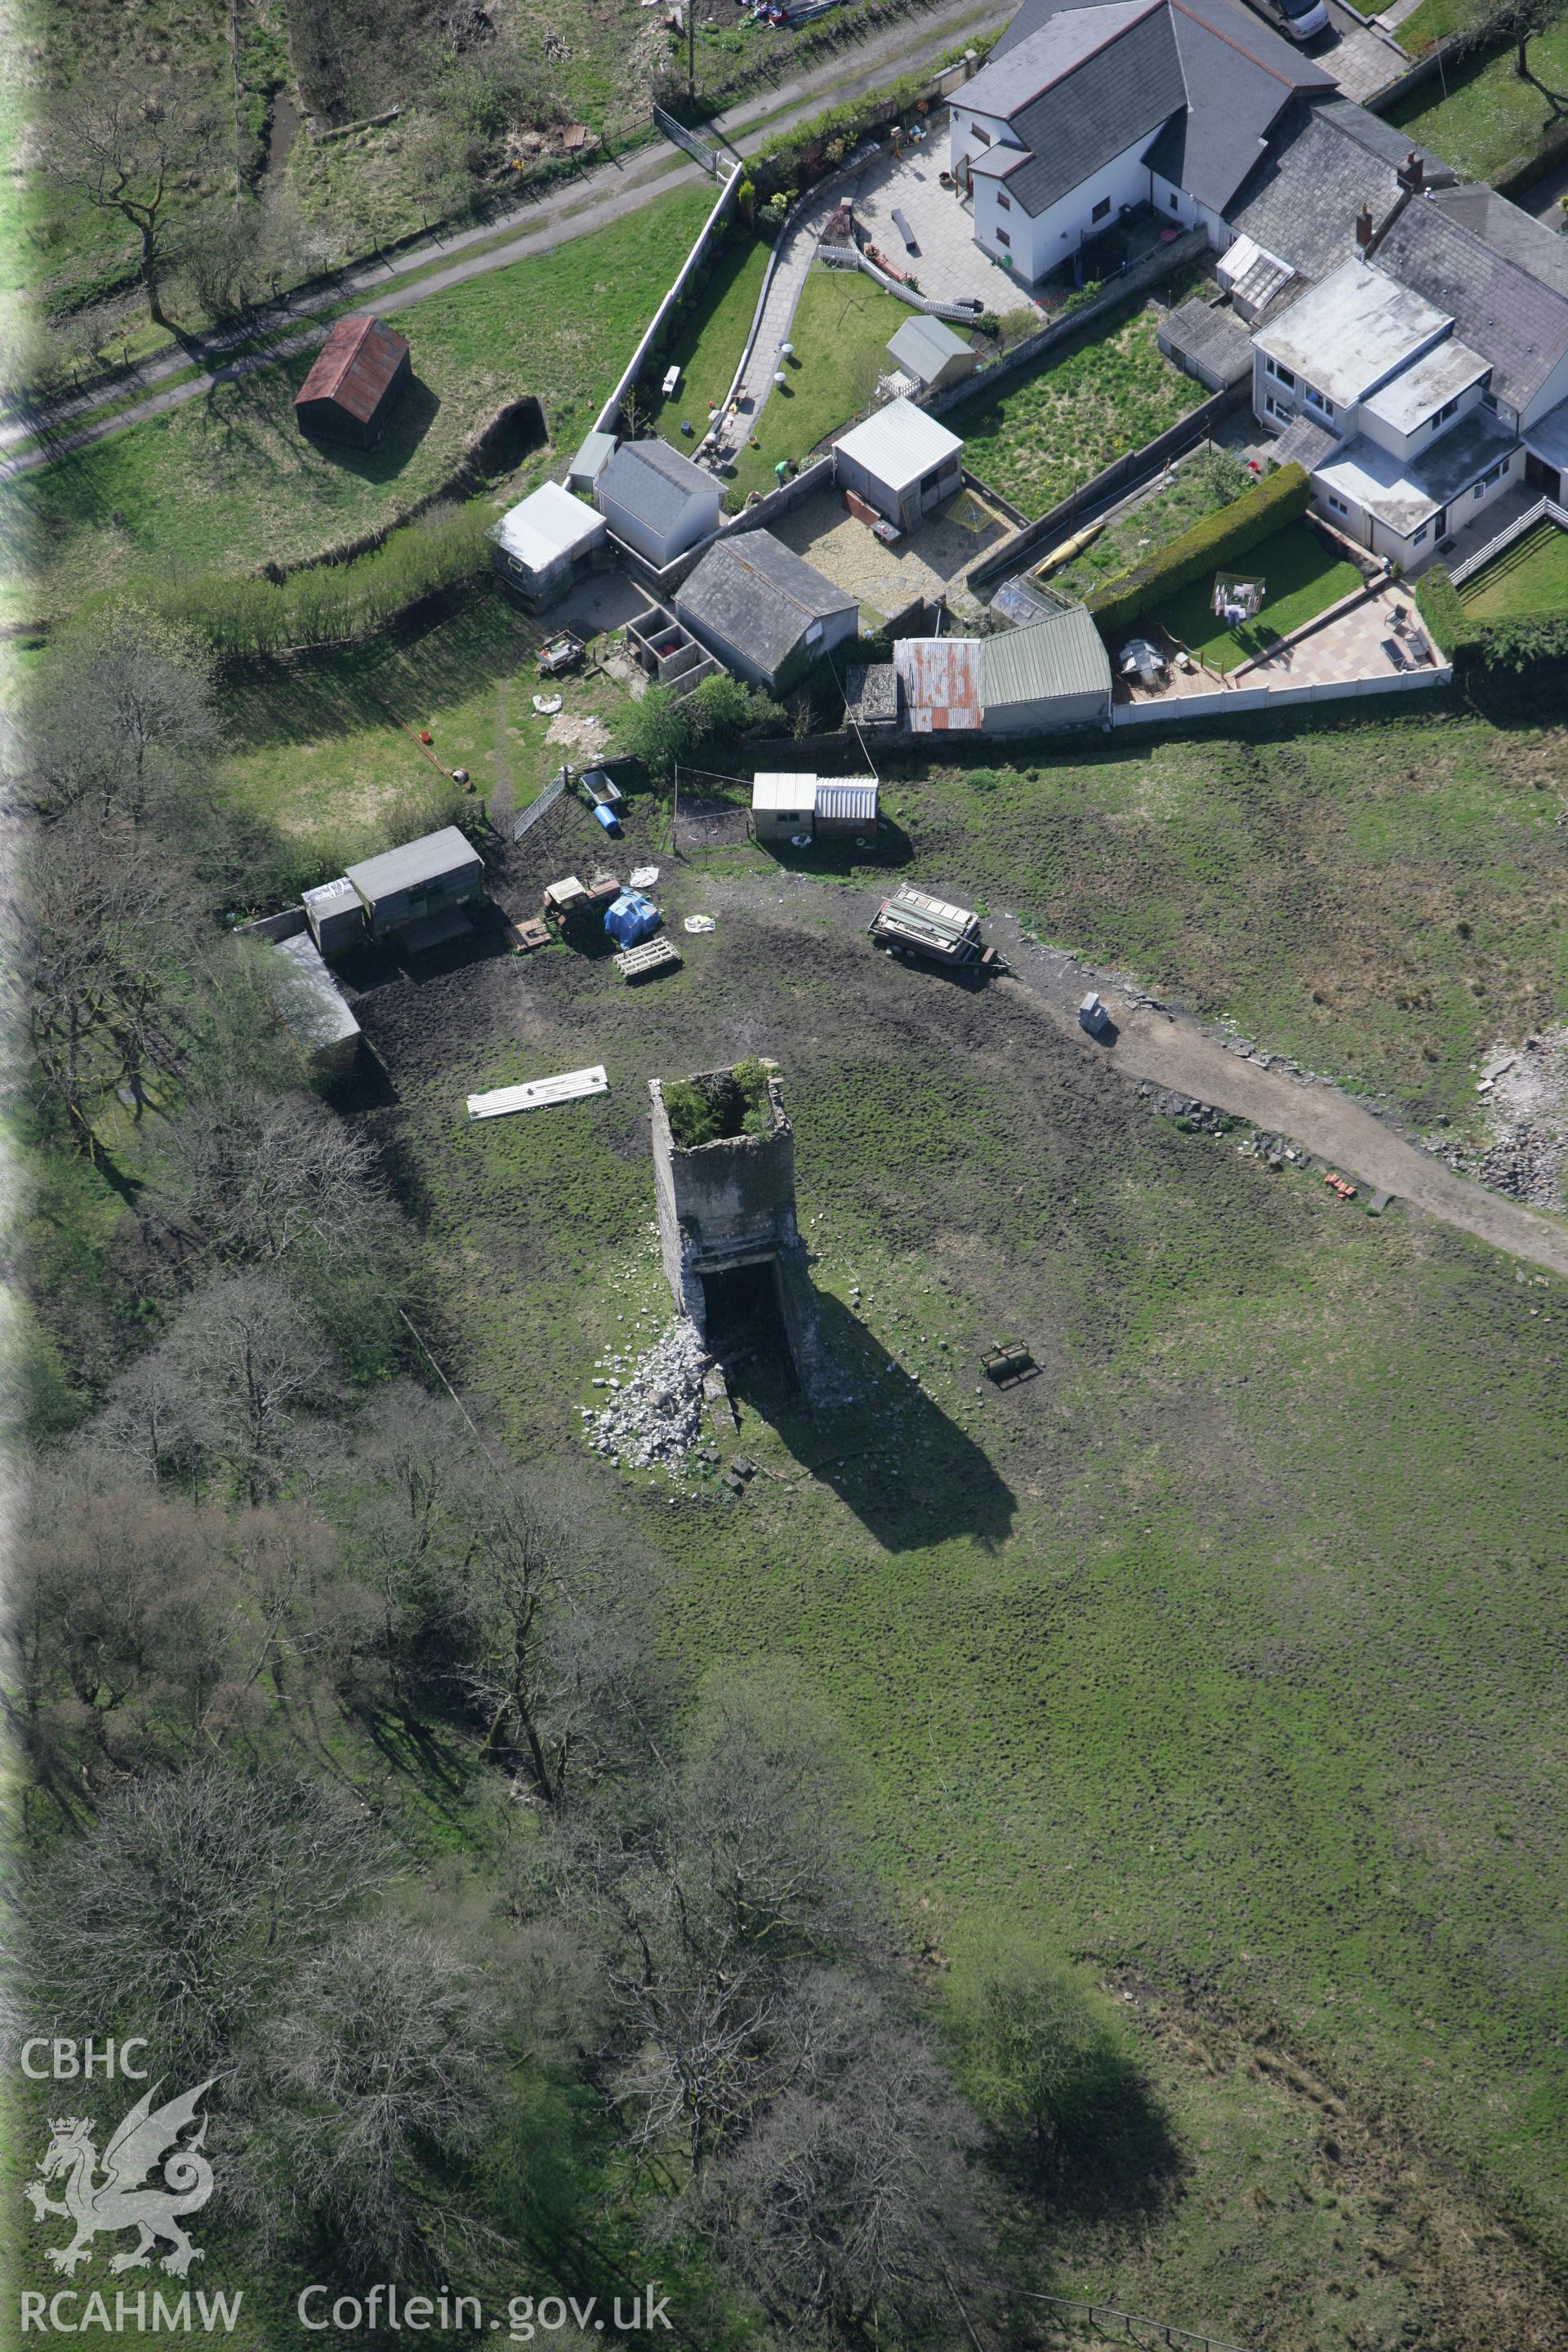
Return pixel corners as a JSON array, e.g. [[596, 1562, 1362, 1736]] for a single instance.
[[706, 1976, 986, 2345], [153, 1087, 386, 1272], [164, 1269, 338, 1503], [22, 1766, 393, 2077], [253, 1921, 502, 2278], [29, 602, 216, 825], [24, 813, 199, 1146], [44, 61, 223, 327]]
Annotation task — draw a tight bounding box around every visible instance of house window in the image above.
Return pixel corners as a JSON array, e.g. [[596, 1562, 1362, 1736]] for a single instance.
[[1169, 191, 1180, 210], [1481, 388, 1498, 413], [972, 122, 991, 145], [1411, 524, 1428, 544], [1092, 197, 1112, 223], [996, 193, 1011, 212], [1304, 387, 1335, 418], [1429, 399, 1458, 432], [996, 227, 1011, 247], [1326, 493, 1348, 515], [1265, 395, 1291, 423], [1266, 357, 1296, 389]]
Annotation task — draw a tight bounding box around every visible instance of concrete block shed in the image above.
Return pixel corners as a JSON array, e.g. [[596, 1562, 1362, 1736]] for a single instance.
[[344, 827, 484, 942], [833, 399, 964, 532], [490, 483, 607, 607], [294, 315, 411, 450]]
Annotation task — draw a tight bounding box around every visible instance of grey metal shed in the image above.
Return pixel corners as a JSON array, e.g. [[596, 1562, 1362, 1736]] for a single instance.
[[345, 826, 484, 942], [980, 608, 1111, 732]]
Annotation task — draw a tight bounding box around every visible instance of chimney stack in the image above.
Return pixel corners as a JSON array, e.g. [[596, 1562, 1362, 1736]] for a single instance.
[[1355, 203, 1374, 251], [1398, 148, 1425, 192]]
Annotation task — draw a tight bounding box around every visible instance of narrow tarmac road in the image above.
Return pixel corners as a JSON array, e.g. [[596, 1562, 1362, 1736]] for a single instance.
[[0, 0, 1013, 483]]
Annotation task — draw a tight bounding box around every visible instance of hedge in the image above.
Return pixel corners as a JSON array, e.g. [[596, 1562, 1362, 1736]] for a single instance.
[[1085, 463, 1312, 635], [144, 502, 492, 658], [1415, 563, 1568, 675]]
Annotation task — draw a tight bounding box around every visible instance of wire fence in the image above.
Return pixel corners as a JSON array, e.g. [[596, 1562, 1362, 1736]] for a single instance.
[[1022, 2292, 1257, 2352]]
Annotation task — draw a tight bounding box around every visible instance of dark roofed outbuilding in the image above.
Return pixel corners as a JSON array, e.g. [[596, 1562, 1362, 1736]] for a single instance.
[[675, 529, 858, 694], [296, 315, 412, 450]]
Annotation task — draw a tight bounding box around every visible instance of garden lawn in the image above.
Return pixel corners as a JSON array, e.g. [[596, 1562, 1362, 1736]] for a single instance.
[[1386, 18, 1568, 178], [0, 185, 713, 625], [722, 264, 915, 506], [651, 231, 768, 450], [1459, 518, 1568, 617], [1145, 519, 1361, 670], [947, 293, 1206, 519]]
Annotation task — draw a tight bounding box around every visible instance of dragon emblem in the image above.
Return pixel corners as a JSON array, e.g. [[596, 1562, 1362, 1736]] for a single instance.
[[24, 2080, 216, 2277]]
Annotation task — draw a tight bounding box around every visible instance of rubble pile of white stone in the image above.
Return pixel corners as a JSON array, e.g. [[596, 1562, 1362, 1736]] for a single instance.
[[586, 1319, 710, 1469]]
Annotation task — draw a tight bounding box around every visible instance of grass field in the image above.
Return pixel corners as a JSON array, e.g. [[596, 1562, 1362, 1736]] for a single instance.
[[1459, 519, 1568, 617], [1145, 521, 1363, 671], [1386, 18, 1568, 179], [0, 185, 714, 623], [949, 294, 1208, 521], [314, 796, 1568, 2349], [1047, 452, 1255, 601]]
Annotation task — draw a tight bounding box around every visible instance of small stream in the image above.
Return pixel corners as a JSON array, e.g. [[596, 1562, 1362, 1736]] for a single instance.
[[265, 87, 301, 182]]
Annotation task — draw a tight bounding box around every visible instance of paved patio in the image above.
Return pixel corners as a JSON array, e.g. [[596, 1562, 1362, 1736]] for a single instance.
[[768, 480, 1010, 625], [1114, 580, 1445, 702], [843, 135, 1045, 318]]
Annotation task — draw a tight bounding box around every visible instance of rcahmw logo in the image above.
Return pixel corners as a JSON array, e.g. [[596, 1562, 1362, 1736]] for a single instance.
[[20, 2069, 242, 2334]]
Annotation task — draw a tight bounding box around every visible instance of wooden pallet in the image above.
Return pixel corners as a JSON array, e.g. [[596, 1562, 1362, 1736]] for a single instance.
[[507, 918, 552, 954], [614, 936, 682, 983]]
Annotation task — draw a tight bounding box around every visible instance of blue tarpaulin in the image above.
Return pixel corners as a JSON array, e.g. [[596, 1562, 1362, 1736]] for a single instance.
[[604, 891, 661, 947]]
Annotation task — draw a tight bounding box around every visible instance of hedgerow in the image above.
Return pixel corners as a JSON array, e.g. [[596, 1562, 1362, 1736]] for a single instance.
[[1085, 464, 1311, 635], [143, 503, 491, 657]]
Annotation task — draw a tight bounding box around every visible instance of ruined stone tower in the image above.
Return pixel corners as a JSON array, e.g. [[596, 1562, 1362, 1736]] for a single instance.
[[648, 1062, 835, 1398]]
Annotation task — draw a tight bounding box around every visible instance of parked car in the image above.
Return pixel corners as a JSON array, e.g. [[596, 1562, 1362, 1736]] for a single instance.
[[1253, 0, 1329, 39]]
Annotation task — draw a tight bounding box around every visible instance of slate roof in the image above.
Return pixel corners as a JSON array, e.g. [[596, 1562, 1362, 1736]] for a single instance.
[[1268, 412, 1340, 472], [676, 531, 855, 675], [1526, 394, 1568, 474], [296, 314, 408, 425], [598, 437, 718, 535], [982, 606, 1111, 707], [1375, 199, 1568, 416], [1223, 99, 1450, 285], [1432, 186, 1568, 296], [970, 0, 1332, 223]]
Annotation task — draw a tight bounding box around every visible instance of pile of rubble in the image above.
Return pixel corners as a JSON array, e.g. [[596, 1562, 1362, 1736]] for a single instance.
[[1426, 1031, 1568, 1208], [1138, 1085, 1228, 1135], [1474, 1127, 1567, 1207], [586, 1319, 710, 1469]]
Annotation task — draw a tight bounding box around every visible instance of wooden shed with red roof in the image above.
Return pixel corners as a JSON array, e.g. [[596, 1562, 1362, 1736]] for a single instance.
[[294, 314, 411, 451]]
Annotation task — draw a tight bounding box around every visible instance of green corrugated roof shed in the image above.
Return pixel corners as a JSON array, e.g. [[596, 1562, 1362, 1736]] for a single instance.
[[982, 606, 1111, 710]]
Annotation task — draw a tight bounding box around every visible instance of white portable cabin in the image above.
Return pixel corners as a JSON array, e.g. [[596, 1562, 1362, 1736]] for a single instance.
[[751, 774, 819, 846], [489, 483, 607, 608]]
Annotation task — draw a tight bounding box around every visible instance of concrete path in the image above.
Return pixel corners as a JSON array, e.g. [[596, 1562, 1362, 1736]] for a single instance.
[[0, 0, 1014, 483], [717, 187, 844, 460]]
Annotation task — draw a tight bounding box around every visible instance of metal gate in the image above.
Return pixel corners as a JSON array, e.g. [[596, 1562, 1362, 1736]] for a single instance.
[[513, 771, 567, 842], [653, 102, 722, 176]]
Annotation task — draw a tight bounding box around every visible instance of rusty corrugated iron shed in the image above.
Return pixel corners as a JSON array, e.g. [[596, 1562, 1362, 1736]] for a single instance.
[[892, 636, 983, 732], [296, 314, 410, 428]]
